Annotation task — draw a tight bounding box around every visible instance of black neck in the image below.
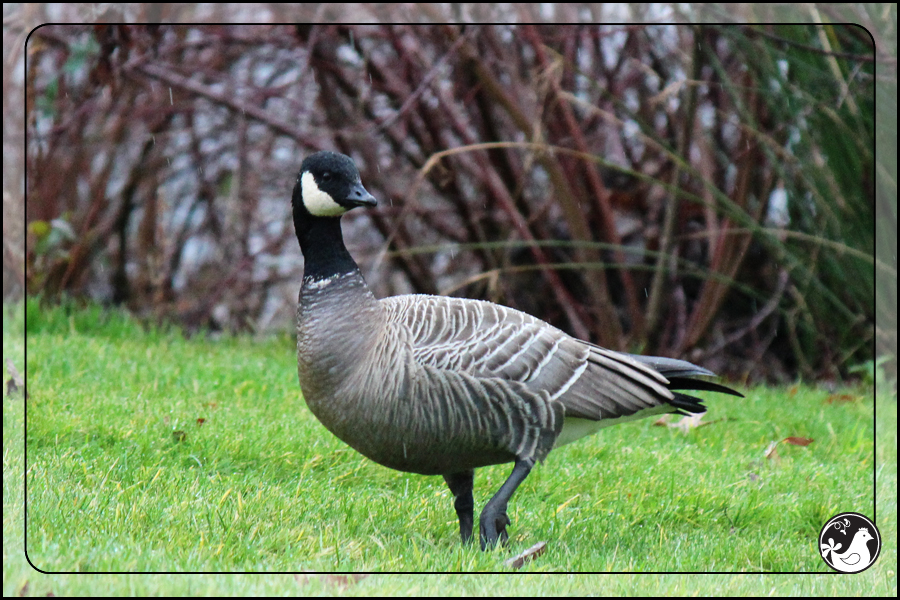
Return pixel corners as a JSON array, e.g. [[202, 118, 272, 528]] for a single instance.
[[294, 215, 360, 281]]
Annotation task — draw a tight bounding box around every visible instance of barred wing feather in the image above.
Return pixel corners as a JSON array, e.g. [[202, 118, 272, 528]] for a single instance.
[[380, 295, 679, 429]]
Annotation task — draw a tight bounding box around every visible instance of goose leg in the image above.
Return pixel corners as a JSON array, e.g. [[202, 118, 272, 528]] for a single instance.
[[443, 470, 475, 544], [479, 458, 534, 550]]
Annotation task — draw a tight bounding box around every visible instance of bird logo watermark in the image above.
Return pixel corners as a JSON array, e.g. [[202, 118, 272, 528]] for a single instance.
[[819, 512, 881, 573]]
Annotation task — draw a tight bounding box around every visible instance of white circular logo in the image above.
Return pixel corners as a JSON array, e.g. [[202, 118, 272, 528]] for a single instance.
[[819, 512, 881, 573]]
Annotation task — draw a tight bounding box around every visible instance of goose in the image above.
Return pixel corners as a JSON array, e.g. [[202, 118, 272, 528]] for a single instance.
[[292, 150, 742, 550]]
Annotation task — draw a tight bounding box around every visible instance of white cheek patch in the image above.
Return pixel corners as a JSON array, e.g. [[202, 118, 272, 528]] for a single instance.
[[301, 171, 347, 217]]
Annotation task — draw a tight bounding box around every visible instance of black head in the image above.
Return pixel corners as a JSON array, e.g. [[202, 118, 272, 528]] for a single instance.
[[292, 151, 377, 218]]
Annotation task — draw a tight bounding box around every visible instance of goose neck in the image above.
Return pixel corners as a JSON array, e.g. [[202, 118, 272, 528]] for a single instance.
[[295, 216, 359, 281]]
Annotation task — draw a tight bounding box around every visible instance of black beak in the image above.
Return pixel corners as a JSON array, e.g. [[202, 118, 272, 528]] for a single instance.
[[347, 182, 377, 208]]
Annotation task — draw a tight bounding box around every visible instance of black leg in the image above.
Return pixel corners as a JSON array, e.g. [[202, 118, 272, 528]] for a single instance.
[[443, 470, 475, 544], [479, 458, 534, 550]]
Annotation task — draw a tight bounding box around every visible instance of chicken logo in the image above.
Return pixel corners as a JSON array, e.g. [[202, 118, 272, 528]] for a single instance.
[[819, 513, 881, 573]]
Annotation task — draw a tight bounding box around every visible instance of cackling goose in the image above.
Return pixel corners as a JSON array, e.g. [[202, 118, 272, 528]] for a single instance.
[[292, 151, 742, 550]]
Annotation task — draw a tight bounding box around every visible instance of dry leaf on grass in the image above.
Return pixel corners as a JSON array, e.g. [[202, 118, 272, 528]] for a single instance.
[[765, 436, 814, 461], [504, 541, 547, 569], [782, 436, 814, 446], [825, 394, 860, 404], [653, 412, 726, 432]]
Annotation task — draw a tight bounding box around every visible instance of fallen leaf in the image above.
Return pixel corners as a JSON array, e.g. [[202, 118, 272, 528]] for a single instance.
[[825, 394, 859, 404], [765, 436, 813, 461], [504, 541, 547, 569], [172, 430, 187, 442], [196, 417, 206, 426], [674, 413, 706, 432], [654, 413, 726, 432], [782, 436, 813, 446]]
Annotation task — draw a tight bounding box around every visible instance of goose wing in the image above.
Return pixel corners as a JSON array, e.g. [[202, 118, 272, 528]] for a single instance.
[[381, 295, 582, 381], [379, 295, 681, 424]]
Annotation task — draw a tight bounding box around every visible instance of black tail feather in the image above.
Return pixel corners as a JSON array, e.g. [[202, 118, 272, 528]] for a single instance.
[[624, 353, 716, 378], [622, 351, 743, 416], [666, 377, 744, 397], [669, 392, 707, 415]]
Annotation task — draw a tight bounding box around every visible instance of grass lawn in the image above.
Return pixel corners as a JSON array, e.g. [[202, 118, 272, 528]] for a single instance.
[[4, 300, 896, 595]]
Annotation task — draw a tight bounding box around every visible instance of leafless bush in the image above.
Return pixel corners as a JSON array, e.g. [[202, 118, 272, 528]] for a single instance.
[[22, 18, 880, 381]]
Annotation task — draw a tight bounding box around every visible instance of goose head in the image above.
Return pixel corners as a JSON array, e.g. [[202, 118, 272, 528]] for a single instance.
[[292, 151, 377, 219]]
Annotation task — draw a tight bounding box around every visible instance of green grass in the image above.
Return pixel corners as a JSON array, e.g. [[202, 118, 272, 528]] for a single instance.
[[4, 300, 897, 594]]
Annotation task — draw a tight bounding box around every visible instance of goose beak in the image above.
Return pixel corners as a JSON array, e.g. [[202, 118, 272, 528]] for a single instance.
[[347, 183, 377, 208]]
